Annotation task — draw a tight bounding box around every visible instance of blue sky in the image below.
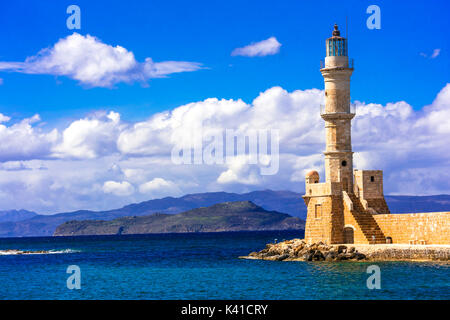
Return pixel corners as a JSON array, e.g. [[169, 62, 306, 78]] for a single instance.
[[0, 1, 449, 214], [0, 0, 448, 125]]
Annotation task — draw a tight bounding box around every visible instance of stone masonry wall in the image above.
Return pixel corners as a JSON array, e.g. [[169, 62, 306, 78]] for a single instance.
[[373, 212, 450, 245], [304, 196, 333, 244], [330, 197, 345, 244], [304, 195, 345, 245], [353, 170, 383, 199]]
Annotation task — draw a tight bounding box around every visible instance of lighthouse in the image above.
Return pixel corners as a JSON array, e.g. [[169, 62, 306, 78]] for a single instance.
[[303, 24, 390, 245], [321, 24, 355, 193]]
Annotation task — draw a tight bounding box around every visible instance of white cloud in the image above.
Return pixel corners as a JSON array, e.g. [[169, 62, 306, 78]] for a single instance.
[[0, 161, 32, 171], [117, 97, 249, 156], [0, 113, 10, 123], [0, 84, 449, 213], [420, 48, 441, 59], [116, 83, 450, 196], [431, 49, 441, 59], [123, 168, 147, 184], [231, 37, 281, 57], [139, 177, 181, 196], [0, 115, 58, 162], [0, 33, 202, 88], [217, 156, 262, 185], [102, 180, 135, 196], [52, 111, 124, 159]]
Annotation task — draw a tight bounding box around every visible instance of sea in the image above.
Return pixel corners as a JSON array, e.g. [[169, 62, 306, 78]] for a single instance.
[[0, 230, 448, 300]]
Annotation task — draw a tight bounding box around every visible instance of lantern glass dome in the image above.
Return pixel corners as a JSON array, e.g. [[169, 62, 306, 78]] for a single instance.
[[326, 24, 347, 57]]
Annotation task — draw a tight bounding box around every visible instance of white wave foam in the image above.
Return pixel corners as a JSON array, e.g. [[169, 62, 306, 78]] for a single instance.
[[0, 249, 80, 255]]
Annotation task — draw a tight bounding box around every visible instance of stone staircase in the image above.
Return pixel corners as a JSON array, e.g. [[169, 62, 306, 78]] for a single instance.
[[347, 193, 387, 244]]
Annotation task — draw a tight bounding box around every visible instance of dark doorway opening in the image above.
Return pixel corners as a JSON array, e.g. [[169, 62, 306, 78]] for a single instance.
[[343, 227, 354, 244]]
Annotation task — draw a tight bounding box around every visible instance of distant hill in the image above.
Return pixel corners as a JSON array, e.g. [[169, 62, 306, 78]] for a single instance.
[[54, 201, 305, 236], [0, 190, 305, 238], [0, 191, 449, 238], [0, 210, 37, 223]]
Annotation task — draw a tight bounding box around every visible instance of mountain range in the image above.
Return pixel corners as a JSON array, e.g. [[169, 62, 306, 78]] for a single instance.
[[0, 210, 37, 223], [54, 201, 304, 236], [0, 190, 449, 237]]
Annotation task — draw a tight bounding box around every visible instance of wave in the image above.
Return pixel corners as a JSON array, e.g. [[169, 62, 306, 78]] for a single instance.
[[0, 249, 80, 255]]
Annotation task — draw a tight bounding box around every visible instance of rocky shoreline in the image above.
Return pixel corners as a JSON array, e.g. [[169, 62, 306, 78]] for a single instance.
[[239, 239, 450, 262]]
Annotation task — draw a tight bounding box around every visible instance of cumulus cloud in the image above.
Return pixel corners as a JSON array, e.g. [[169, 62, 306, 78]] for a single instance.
[[0, 33, 202, 88], [139, 178, 181, 197], [118, 97, 250, 157], [231, 37, 281, 57], [52, 111, 124, 159], [217, 156, 262, 185], [0, 114, 58, 162], [0, 84, 449, 213], [102, 180, 135, 196]]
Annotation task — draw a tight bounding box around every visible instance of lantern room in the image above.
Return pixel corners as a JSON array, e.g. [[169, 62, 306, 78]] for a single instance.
[[326, 24, 347, 57]]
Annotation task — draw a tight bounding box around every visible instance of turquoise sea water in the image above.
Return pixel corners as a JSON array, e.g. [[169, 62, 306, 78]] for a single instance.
[[0, 231, 448, 300]]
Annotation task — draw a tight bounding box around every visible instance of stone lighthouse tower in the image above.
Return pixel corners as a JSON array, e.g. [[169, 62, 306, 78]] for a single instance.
[[303, 24, 390, 245], [321, 24, 354, 193]]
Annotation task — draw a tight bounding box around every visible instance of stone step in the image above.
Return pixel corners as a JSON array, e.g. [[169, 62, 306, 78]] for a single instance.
[[346, 195, 387, 243]]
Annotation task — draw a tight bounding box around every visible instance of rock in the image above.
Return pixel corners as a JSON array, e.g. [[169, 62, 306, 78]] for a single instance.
[[303, 253, 313, 261], [242, 239, 373, 262], [293, 246, 305, 257], [312, 250, 325, 261], [336, 253, 349, 261], [324, 251, 337, 261], [344, 253, 354, 259], [243, 238, 450, 262], [265, 254, 289, 261], [347, 252, 357, 260], [266, 247, 280, 256], [354, 252, 366, 260], [277, 254, 289, 261], [337, 245, 347, 254]]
